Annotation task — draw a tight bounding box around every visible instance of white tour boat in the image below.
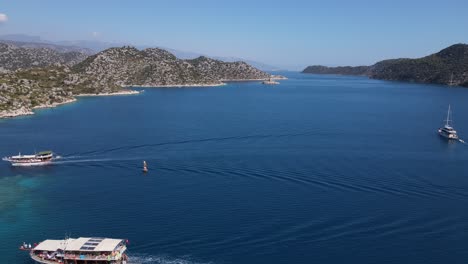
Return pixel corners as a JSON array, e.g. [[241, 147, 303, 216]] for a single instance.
[[20, 237, 129, 264], [2, 150, 54, 166]]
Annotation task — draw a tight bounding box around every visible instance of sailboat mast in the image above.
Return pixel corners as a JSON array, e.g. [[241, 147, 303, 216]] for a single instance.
[[446, 105, 451, 126]]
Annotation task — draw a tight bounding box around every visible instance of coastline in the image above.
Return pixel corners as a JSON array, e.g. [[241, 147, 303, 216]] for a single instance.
[[129, 76, 288, 88], [32, 98, 77, 110], [127, 83, 225, 88], [0, 89, 140, 119], [0, 107, 35, 119], [270, 75, 288, 80], [75, 90, 141, 97], [222, 76, 288, 82], [0, 76, 288, 120]]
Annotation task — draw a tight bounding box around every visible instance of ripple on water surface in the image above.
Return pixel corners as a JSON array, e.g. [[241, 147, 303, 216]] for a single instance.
[[2, 74, 468, 264]]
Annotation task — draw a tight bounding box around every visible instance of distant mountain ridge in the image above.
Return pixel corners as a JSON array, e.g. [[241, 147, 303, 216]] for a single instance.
[[0, 34, 280, 71], [0, 42, 88, 72], [0, 39, 94, 54], [302, 44, 468, 87]]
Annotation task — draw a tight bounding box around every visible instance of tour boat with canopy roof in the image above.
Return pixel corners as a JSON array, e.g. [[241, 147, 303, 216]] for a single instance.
[[2, 150, 54, 166], [20, 237, 129, 264]]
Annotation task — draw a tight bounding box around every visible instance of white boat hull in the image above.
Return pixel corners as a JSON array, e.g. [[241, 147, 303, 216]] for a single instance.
[[11, 161, 52, 167], [3, 151, 54, 167], [438, 129, 459, 140]]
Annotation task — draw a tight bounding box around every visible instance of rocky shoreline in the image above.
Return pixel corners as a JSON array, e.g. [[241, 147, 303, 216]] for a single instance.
[[32, 98, 78, 110], [126, 76, 287, 88], [0, 75, 288, 120], [0, 90, 140, 119], [128, 83, 225, 88], [75, 90, 141, 97], [222, 76, 287, 82], [0, 75, 291, 119], [0, 75, 290, 119], [0, 107, 34, 119]]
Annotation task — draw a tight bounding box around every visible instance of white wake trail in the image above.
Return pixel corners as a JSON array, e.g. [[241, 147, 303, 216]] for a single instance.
[[128, 254, 212, 264], [51, 158, 114, 165]]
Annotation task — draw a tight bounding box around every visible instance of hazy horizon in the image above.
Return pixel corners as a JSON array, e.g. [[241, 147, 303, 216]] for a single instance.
[[1, 0, 467, 70]]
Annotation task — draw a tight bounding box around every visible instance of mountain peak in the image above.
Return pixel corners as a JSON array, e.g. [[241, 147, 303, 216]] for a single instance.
[[435, 43, 468, 59], [0, 41, 88, 71], [143, 48, 177, 60]]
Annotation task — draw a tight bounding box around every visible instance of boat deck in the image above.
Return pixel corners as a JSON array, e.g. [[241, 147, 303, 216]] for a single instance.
[[31, 254, 60, 264], [26, 237, 127, 264], [31, 253, 125, 263]]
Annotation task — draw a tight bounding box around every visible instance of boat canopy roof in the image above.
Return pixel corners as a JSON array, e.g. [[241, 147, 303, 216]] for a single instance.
[[36, 151, 53, 155], [34, 239, 69, 252], [34, 237, 125, 253], [442, 126, 457, 132]]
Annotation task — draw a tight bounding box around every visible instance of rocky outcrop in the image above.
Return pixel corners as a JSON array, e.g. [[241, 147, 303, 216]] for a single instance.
[[187, 56, 270, 81], [0, 67, 76, 114], [70, 46, 270, 90], [302, 44, 468, 87]]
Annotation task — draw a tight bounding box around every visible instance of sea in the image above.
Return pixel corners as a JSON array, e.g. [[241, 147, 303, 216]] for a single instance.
[[1, 72, 468, 264]]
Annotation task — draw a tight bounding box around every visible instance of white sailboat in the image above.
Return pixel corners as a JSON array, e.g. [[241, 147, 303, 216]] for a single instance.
[[438, 105, 459, 140]]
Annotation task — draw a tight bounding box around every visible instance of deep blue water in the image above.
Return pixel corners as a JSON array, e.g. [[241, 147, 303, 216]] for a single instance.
[[1, 72, 468, 264]]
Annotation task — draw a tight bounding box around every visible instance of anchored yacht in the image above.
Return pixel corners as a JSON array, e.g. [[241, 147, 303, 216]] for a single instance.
[[438, 105, 459, 140]]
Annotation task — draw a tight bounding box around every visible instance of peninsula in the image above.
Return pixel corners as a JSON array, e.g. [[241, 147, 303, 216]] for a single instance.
[[302, 44, 468, 87], [0, 42, 275, 118]]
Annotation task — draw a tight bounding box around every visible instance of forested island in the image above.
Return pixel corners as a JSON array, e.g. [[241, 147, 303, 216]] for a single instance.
[[303, 44, 468, 87]]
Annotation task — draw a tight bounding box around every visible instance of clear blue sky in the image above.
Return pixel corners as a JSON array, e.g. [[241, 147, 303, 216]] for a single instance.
[[1, 0, 467, 69]]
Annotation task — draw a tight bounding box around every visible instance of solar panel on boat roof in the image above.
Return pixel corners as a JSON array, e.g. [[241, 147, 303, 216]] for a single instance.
[[80, 246, 96, 250], [84, 242, 99, 246]]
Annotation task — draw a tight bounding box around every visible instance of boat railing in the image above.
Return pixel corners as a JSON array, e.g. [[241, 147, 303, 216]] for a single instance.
[[31, 250, 125, 262], [63, 248, 126, 261], [30, 253, 62, 264], [64, 254, 119, 261]]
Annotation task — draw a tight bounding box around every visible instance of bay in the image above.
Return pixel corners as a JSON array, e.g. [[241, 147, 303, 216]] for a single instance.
[[1, 72, 468, 264]]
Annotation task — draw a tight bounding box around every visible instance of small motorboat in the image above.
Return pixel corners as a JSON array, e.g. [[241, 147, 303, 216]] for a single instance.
[[262, 78, 280, 85]]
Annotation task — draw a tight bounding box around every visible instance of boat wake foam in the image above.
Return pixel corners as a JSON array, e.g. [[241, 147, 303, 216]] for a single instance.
[[51, 158, 114, 165], [128, 254, 212, 264], [63, 132, 310, 157]]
